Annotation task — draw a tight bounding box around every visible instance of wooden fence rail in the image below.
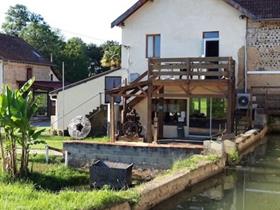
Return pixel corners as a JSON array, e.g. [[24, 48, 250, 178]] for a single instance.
[[149, 57, 234, 81]]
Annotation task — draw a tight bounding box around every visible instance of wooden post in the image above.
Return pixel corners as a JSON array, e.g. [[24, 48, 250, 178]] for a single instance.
[[110, 96, 116, 142], [226, 58, 234, 133], [153, 113, 158, 143], [146, 59, 153, 143], [158, 87, 164, 139], [122, 79, 128, 124], [122, 96, 127, 124]]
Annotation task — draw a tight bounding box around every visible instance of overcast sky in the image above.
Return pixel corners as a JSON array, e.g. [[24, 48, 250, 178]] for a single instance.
[[0, 0, 138, 45]]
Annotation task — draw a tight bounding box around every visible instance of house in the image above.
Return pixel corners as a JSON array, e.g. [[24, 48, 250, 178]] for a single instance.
[[49, 68, 128, 135], [0, 33, 61, 118], [107, 0, 280, 142], [51, 0, 280, 141]]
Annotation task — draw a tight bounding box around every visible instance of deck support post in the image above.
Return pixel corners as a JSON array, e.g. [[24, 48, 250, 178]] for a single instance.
[[227, 58, 235, 133], [146, 59, 153, 143], [147, 84, 153, 143], [110, 96, 116, 142], [122, 96, 127, 124]]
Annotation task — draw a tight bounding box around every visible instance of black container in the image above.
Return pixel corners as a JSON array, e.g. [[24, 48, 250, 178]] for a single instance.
[[90, 160, 133, 190]]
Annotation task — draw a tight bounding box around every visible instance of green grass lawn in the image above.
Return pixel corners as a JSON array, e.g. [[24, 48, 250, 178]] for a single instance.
[[0, 155, 138, 210]]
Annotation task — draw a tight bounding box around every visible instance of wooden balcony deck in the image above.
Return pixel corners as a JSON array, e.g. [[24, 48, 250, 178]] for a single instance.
[[108, 57, 236, 142]]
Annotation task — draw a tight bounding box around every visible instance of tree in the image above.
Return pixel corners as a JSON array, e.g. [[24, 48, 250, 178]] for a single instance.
[[86, 43, 104, 76], [101, 41, 121, 69], [63, 38, 89, 82], [2, 4, 44, 36], [0, 79, 44, 177], [20, 22, 65, 67]]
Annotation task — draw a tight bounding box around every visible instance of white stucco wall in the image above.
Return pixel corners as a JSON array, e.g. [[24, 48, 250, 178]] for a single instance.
[[121, 0, 246, 81], [53, 69, 128, 130]]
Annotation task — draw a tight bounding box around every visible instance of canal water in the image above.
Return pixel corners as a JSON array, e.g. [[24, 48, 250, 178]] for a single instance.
[[153, 135, 280, 210]]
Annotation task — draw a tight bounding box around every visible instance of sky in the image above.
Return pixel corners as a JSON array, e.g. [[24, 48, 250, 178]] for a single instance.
[[0, 0, 138, 45]]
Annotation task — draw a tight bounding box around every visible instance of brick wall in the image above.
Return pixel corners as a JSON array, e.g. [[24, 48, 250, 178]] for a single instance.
[[247, 20, 280, 71], [64, 142, 202, 169]]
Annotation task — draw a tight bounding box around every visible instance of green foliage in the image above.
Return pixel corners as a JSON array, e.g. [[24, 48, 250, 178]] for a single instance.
[[0, 79, 45, 177], [1, 4, 36, 36], [28, 166, 89, 191], [87, 43, 107, 75], [2, 4, 112, 83], [63, 37, 90, 82], [20, 22, 65, 67], [228, 149, 240, 164], [101, 41, 121, 69], [172, 155, 219, 171]]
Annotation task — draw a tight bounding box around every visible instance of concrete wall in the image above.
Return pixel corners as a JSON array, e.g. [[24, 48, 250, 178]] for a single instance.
[[64, 141, 202, 169], [3, 61, 57, 89], [53, 69, 128, 130], [121, 0, 246, 82]]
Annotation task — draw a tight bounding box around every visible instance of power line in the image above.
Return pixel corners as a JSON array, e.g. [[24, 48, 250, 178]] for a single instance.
[[54, 27, 110, 43]]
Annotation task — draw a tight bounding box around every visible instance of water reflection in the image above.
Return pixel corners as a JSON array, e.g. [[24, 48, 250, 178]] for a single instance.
[[152, 135, 280, 210]]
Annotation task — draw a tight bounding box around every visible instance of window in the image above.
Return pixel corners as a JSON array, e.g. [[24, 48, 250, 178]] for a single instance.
[[163, 99, 187, 126], [146, 34, 161, 58], [203, 31, 219, 39], [105, 76, 122, 103], [26, 67, 33, 80]]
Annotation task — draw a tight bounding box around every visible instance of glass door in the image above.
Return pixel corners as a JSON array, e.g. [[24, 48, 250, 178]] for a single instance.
[[160, 99, 189, 139]]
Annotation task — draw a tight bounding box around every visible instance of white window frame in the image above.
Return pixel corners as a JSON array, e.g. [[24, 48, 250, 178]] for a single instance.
[[203, 37, 220, 57]]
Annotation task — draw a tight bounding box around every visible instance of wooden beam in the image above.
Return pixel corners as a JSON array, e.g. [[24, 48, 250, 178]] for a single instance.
[[153, 93, 227, 98], [153, 79, 228, 86], [110, 96, 116, 142]]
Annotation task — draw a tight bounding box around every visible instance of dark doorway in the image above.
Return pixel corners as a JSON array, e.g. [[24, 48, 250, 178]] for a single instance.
[[205, 40, 219, 79], [205, 41, 219, 57]]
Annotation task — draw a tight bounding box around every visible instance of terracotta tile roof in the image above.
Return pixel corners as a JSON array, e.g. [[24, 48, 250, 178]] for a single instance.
[[0, 33, 52, 66], [112, 0, 280, 27]]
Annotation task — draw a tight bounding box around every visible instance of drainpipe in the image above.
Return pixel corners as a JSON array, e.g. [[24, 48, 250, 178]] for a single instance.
[[244, 17, 249, 93], [122, 44, 131, 82]]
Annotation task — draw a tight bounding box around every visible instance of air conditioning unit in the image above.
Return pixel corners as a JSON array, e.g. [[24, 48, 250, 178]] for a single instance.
[[237, 93, 251, 110]]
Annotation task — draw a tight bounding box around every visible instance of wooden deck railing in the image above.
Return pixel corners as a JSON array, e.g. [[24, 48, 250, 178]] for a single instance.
[[148, 57, 235, 81]]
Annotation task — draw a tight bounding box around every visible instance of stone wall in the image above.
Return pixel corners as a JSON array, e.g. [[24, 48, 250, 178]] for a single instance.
[[3, 61, 58, 89], [247, 20, 280, 71], [64, 142, 202, 169]]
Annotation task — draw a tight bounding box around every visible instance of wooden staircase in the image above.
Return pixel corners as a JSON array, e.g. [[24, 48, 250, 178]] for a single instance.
[[86, 105, 107, 137]]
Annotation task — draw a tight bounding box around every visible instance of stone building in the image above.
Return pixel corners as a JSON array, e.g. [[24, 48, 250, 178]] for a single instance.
[[0, 33, 62, 118]]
